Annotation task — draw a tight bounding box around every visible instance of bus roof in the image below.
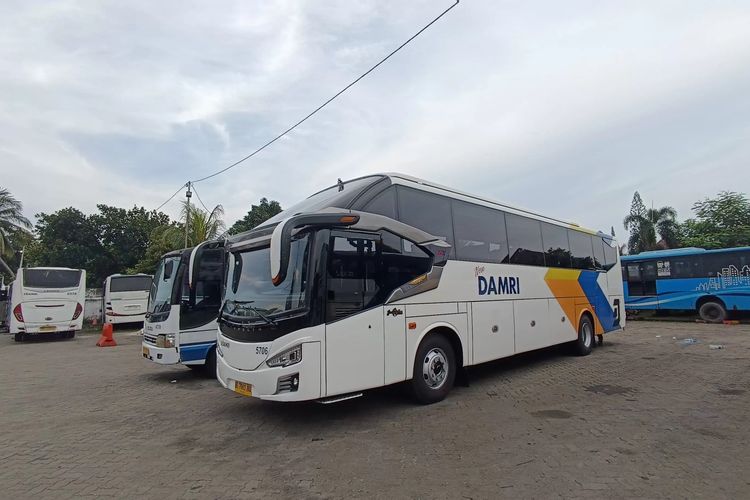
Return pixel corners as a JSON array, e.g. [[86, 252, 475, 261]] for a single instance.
[[237, 172, 611, 243], [622, 246, 750, 261], [384, 173, 602, 235]]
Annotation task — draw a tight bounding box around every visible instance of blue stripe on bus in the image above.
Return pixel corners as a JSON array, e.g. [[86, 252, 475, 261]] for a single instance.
[[179, 342, 215, 362], [577, 271, 618, 332]]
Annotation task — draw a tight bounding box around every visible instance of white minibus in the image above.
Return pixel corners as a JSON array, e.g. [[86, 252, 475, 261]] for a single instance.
[[10, 267, 86, 341], [102, 274, 152, 325]]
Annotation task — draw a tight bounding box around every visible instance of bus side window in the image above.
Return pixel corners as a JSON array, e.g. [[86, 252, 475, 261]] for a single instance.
[[541, 222, 571, 268], [506, 214, 545, 266], [452, 201, 508, 264], [362, 186, 397, 220], [593, 237, 606, 270], [569, 230, 596, 270], [602, 238, 618, 271], [326, 233, 431, 322], [396, 186, 455, 258]]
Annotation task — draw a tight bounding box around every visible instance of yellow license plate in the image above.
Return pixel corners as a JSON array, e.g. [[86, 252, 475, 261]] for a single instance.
[[39, 325, 57, 332], [142, 346, 150, 357], [234, 381, 253, 397]]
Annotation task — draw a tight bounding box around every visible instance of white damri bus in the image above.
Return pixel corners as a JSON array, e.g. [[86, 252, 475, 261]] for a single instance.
[[9, 267, 87, 341], [142, 241, 224, 374], [217, 174, 624, 404], [102, 274, 153, 325]]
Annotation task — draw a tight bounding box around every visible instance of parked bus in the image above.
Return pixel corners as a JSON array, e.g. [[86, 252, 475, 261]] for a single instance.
[[216, 174, 624, 404], [9, 267, 86, 341], [102, 274, 152, 325], [142, 241, 224, 373], [621, 246, 750, 322]]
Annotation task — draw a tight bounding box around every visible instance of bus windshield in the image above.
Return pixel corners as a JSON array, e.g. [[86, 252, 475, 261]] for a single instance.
[[23, 269, 82, 289], [223, 233, 311, 324], [149, 256, 181, 315]]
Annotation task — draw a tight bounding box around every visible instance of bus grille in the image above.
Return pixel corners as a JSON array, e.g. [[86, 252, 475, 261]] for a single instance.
[[143, 333, 157, 345]]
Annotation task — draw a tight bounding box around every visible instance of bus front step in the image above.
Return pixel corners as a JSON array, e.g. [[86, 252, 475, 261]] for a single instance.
[[317, 392, 363, 404]]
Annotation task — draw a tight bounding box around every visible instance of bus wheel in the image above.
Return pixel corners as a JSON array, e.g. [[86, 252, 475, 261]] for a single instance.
[[411, 334, 456, 404], [204, 347, 217, 379], [699, 301, 726, 323], [573, 315, 594, 356], [14, 333, 24, 342]]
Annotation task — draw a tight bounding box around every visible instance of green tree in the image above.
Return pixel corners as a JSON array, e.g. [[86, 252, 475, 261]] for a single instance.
[[0, 187, 32, 279], [128, 223, 184, 275], [680, 191, 750, 248], [26, 208, 106, 286], [90, 205, 171, 278], [228, 198, 282, 234], [623, 191, 679, 253], [129, 201, 226, 275]]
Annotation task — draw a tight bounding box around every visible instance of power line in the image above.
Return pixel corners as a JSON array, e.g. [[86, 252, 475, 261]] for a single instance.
[[191, 183, 210, 212], [154, 182, 188, 212], [190, 0, 460, 185]]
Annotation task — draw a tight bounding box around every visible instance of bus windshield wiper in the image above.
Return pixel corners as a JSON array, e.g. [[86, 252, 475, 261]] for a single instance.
[[225, 300, 277, 326]]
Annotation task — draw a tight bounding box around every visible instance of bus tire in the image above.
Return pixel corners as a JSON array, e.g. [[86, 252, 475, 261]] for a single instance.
[[410, 334, 456, 405], [698, 301, 726, 323], [204, 347, 217, 379], [14, 333, 24, 342], [573, 315, 594, 356]]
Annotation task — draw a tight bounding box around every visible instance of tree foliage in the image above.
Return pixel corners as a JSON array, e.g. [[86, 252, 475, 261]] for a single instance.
[[27, 206, 171, 286], [128, 201, 227, 274], [181, 201, 225, 245], [228, 198, 282, 235], [622, 192, 679, 254], [0, 186, 32, 256], [680, 191, 750, 248]]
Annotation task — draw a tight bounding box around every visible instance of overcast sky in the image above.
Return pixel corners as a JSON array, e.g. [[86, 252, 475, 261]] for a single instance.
[[2, 0, 749, 238]]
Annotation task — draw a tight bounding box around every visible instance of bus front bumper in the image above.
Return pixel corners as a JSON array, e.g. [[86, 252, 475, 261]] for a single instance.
[[216, 342, 321, 402], [141, 342, 180, 365]]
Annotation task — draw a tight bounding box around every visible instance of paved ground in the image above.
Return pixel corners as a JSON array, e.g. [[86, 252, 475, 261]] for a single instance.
[[1, 322, 749, 499]]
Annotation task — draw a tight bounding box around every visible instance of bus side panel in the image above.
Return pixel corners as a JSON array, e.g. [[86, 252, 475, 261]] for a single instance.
[[653, 278, 705, 312], [404, 310, 468, 380], [471, 300, 515, 365], [178, 320, 218, 365]]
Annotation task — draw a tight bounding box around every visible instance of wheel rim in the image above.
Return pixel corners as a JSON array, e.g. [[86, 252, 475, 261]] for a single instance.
[[422, 347, 449, 390], [582, 321, 592, 348], [706, 306, 719, 320]]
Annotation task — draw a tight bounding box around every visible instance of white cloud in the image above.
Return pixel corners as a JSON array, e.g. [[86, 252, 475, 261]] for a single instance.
[[0, 0, 749, 244]]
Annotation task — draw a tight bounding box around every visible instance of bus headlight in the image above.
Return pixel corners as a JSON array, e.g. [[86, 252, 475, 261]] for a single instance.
[[267, 345, 302, 368], [156, 334, 175, 348]]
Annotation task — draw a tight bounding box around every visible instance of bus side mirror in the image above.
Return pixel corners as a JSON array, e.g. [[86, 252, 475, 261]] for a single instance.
[[164, 260, 174, 281]]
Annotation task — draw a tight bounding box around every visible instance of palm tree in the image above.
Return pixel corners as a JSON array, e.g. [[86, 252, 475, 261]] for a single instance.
[[180, 201, 225, 246], [0, 187, 32, 277], [623, 191, 679, 253], [647, 206, 679, 248]]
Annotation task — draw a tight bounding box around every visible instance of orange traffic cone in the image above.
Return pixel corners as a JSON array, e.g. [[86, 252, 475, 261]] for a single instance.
[[96, 323, 117, 347]]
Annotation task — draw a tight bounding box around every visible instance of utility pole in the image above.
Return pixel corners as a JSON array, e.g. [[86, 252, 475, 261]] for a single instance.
[[185, 182, 192, 248]]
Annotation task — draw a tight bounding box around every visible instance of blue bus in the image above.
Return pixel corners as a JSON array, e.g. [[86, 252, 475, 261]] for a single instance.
[[621, 246, 750, 322]]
